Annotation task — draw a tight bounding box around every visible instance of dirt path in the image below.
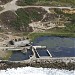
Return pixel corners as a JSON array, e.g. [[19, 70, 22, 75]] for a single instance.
[[0, 33, 21, 47], [0, 0, 72, 32], [0, 0, 72, 14], [0, 0, 20, 14]]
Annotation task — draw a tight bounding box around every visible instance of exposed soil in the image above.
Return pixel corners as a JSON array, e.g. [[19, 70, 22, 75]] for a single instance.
[[0, 0, 13, 5], [0, 0, 74, 32], [0, 7, 47, 32]]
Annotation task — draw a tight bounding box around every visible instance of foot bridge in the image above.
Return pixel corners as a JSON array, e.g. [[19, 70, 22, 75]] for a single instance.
[[33, 46, 52, 58], [0, 46, 31, 51], [0, 45, 52, 58]]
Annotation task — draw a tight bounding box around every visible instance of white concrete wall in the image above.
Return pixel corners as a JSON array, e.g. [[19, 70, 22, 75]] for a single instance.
[[14, 40, 30, 47]]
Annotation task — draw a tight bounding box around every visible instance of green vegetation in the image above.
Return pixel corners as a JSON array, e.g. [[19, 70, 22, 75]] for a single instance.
[[10, 8, 46, 31], [0, 8, 46, 31], [3, 51, 12, 60], [13, 32, 29, 36], [17, 0, 75, 6], [64, 23, 75, 32], [0, 6, 4, 11], [28, 32, 75, 41], [0, 0, 12, 5], [0, 7, 75, 33], [54, 9, 75, 32]]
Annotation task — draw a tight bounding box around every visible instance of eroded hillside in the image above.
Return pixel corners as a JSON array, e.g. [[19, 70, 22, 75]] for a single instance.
[[0, 0, 75, 33]]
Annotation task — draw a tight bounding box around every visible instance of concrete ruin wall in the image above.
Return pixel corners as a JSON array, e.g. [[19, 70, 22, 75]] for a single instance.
[[0, 57, 75, 70]]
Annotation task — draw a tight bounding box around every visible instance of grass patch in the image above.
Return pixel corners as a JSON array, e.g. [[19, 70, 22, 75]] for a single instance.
[[3, 51, 12, 60], [11, 7, 46, 31], [0, 0, 12, 5], [17, 0, 75, 7], [28, 32, 75, 41], [0, 7, 46, 32], [13, 32, 29, 37], [0, 6, 4, 11]]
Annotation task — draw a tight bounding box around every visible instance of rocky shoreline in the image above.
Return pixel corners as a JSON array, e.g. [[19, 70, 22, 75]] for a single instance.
[[0, 57, 75, 70]]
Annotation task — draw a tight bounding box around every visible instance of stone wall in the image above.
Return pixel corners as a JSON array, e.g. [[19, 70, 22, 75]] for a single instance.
[[0, 57, 75, 70]]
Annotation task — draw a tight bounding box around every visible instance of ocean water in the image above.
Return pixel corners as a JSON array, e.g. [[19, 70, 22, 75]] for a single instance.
[[0, 67, 75, 75]]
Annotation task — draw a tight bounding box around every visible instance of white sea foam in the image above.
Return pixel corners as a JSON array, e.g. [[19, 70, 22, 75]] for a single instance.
[[0, 67, 75, 75]]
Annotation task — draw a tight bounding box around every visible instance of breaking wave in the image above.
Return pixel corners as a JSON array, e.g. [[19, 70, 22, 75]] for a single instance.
[[0, 67, 75, 75]]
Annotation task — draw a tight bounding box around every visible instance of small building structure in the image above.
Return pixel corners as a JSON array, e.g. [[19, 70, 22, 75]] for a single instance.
[[14, 39, 30, 47]]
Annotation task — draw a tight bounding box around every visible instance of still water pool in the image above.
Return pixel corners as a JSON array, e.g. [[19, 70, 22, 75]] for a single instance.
[[32, 36, 75, 57], [9, 50, 33, 61]]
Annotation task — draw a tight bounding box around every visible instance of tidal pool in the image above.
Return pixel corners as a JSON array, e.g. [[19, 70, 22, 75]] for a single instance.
[[9, 50, 33, 61], [32, 36, 75, 57]]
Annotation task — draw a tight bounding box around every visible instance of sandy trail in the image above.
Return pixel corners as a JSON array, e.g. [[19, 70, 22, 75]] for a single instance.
[[0, 0, 72, 32], [0, 0, 20, 14], [0, 0, 72, 14]]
